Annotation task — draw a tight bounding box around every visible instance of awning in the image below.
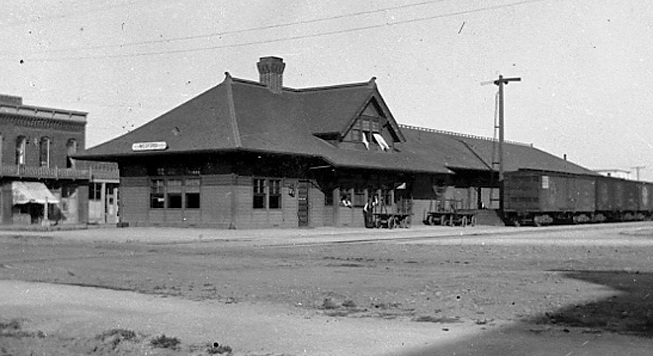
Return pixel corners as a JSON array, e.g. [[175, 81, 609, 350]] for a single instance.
[[12, 182, 60, 205]]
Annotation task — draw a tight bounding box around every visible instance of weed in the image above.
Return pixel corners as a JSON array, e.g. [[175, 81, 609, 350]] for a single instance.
[[96, 328, 137, 341], [151, 334, 181, 350], [322, 298, 339, 310], [207, 342, 233, 354], [342, 299, 357, 308]]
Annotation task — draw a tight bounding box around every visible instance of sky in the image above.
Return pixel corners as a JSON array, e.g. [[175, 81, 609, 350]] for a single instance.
[[1, 0, 652, 180]]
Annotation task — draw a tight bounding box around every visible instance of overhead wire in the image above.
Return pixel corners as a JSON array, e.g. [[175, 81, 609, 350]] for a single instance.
[[5, 0, 453, 56], [0, 0, 152, 28], [6, 0, 546, 63]]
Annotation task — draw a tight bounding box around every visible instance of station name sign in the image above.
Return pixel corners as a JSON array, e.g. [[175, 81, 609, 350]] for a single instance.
[[131, 141, 168, 152]]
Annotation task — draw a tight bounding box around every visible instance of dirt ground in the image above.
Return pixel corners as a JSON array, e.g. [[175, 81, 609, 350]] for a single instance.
[[1, 224, 653, 355]]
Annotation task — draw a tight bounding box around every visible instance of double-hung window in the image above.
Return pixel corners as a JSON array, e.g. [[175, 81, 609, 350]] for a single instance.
[[253, 178, 282, 209], [166, 179, 183, 209], [150, 179, 165, 209], [149, 166, 202, 210], [16, 136, 26, 165], [39, 137, 51, 167], [185, 178, 201, 209], [150, 177, 201, 210]]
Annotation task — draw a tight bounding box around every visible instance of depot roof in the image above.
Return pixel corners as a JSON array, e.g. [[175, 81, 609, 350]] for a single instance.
[[78, 62, 594, 177]]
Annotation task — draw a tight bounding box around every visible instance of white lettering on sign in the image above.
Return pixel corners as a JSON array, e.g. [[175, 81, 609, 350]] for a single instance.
[[542, 176, 549, 189], [131, 142, 168, 151]]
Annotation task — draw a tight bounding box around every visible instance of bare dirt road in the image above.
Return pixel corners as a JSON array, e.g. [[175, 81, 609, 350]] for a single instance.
[[1, 223, 653, 355]]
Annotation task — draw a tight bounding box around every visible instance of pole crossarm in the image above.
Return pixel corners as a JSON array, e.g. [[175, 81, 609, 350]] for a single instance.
[[494, 76, 521, 85]]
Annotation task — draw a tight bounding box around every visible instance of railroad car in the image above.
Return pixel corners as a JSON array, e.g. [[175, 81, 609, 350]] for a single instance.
[[503, 169, 653, 226], [503, 170, 596, 226], [637, 181, 653, 219], [594, 176, 641, 221]]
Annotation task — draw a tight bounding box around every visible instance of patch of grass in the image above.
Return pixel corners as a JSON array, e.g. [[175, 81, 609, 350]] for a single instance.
[[413, 315, 463, 323], [95, 328, 138, 350], [96, 328, 137, 341], [150, 334, 181, 350], [0, 319, 22, 332], [0, 318, 45, 338], [324, 309, 356, 317]]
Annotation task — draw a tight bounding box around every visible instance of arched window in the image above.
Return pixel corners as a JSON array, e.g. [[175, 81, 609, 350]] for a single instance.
[[39, 137, 51, 167], [66, 139, 78, 168], [15, 136, 26, 165]]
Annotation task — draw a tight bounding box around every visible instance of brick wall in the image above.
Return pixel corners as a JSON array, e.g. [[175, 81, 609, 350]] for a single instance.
[[0, 116, 85, 168]]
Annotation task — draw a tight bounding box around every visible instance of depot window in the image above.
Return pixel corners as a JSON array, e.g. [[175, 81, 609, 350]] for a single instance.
[[253, 178, 282, 210], [150, 177, 201, 210], [353, 188, 366, 207]]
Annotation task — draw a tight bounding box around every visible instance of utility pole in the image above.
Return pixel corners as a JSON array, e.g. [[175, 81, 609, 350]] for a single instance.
[[490, 75, 521, 210], [631, 166, 646, 181]]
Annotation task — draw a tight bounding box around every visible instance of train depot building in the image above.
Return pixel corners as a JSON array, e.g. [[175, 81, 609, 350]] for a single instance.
[[78, 57, 595, 229]]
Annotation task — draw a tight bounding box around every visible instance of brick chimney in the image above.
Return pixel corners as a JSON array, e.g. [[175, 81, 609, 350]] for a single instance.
[[257, 56, 285, 93]]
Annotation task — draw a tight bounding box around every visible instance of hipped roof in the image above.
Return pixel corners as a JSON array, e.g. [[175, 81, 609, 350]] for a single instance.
[[78, 73, 595, 177]]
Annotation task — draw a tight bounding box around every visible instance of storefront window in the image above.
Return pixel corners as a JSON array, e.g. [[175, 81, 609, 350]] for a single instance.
[[89, 183, 103, 201]]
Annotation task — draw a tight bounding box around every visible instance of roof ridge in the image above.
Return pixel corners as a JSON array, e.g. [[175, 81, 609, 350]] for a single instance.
[[399, 123, 533, 147], [229, 75, 374, 93], [224, 73, 242, 148], [294, 80, 375, 93]]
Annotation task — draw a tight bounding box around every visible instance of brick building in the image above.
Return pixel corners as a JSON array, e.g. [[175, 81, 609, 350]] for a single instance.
[[0, 94, 118, 226], [77, 57, 594, 229]]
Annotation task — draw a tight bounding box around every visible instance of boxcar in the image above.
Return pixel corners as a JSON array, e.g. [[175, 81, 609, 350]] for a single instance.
[[595, 176, 640, 221], [503, 170, 595, 226], [637, 182, 653, 219]]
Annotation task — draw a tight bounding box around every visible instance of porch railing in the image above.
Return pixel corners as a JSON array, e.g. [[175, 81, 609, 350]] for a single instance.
[[0, 164, 118, 181]]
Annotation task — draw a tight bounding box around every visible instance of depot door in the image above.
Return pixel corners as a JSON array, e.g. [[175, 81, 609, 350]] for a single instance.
[[297, 180, 309, 227]]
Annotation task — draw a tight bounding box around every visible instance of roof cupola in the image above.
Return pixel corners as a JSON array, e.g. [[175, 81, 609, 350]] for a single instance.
[[257, 56, 285, 94]]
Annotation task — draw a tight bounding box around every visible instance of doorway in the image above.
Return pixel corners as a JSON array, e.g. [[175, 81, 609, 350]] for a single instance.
[[297, 180, 309, 227]]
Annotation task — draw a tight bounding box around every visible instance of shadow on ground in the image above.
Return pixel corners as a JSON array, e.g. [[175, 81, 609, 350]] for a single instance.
[[396, 270, 653, 356], [533, 270, 653, 337]]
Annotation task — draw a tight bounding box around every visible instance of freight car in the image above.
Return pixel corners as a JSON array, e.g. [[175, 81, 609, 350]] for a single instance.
[[502, 169, 653, 226]]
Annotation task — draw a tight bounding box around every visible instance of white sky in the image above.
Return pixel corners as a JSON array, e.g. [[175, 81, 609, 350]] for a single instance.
[[1, 0, 652, 180]]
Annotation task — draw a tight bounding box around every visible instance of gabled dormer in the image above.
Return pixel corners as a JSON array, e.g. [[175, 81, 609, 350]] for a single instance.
[[341, 93, 405, 152]]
